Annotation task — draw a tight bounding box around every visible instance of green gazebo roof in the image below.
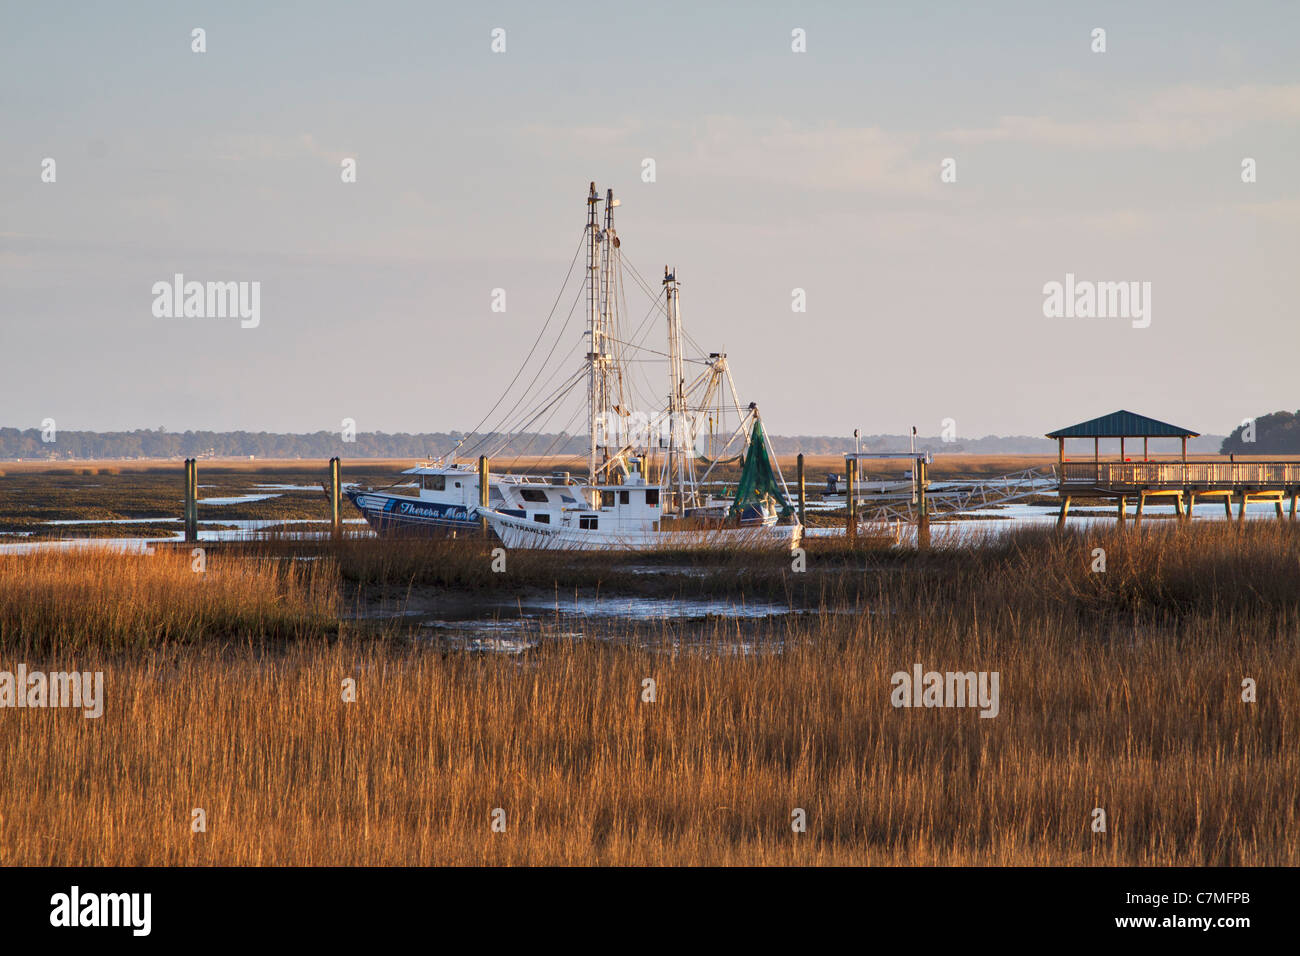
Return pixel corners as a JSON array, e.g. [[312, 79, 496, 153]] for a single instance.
[[1046, 410, 1199, 440]]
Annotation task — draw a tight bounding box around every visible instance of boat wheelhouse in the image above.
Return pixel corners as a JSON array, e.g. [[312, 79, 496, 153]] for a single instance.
[[346, 463, 584, 537]]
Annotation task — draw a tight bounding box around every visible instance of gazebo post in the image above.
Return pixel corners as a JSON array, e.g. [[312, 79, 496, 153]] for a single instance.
[[1120, 436, 1125, 461], [1143, 437, 1148, 461]]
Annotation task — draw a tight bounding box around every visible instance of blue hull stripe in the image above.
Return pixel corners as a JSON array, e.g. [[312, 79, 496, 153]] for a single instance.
[[347, 491, 483, 537]]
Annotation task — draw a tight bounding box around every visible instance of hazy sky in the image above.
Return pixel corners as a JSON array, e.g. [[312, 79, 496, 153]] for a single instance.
[[3, 1, 1298, 440]]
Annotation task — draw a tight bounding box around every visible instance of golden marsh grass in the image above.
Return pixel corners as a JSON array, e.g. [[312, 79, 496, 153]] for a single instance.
[[1, 523, 1297, 865]]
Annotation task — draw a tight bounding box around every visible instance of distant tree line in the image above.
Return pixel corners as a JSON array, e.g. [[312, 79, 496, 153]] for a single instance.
[[0, 428, 585, 460], [767, 434, 1059, 455], [0, 426, 1230, 460], [1220, 411, 1300, 454]]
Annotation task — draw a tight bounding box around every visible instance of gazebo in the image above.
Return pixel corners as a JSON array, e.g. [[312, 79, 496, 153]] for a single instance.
[[1046, 409, 1299, 527], [1046, 409, 1198, 527], [1046, 409, 1198, 470]]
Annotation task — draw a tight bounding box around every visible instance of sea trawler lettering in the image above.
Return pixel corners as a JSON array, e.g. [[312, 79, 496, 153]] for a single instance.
[[151, 273, 261, 328], [890, 664, 1000, 718]]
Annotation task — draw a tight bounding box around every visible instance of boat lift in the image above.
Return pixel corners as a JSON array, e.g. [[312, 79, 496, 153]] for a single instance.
[[832, 453, 1059, 548], [841, 451, 934, 547]]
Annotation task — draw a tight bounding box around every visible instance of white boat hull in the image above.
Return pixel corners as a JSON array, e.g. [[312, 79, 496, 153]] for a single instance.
[[479, 508, 802, 552]]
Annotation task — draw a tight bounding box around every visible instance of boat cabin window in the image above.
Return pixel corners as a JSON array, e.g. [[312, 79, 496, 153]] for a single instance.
[[422, 474, 445, 491], [579, 515, 599, 530], [489, 487, 503, 503], [600, 490, 615, 508], [532, 513, 550, 524], [646, 489, 660, 506], [520, 489, 549, 503], [619, 490, 630, 505]]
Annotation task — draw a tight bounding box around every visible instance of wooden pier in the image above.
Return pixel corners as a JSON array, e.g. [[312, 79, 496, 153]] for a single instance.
[[1049, 410, 1300, 527]]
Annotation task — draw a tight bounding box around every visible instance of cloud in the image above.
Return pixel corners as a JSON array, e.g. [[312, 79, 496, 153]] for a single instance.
[[683, 115, 931, 194], [940, 84, 1300, 151]]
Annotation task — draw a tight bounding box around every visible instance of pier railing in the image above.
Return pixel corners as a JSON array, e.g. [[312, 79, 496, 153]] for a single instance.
[[1060, 461, 1300, 490]]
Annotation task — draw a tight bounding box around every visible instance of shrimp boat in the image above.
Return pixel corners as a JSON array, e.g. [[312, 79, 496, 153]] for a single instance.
[[347, 182, 802, 551], [479, 421, 801, 552]]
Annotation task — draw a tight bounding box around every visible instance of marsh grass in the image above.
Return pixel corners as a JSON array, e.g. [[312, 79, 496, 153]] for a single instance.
[[1, 609, 1294, 865], [0, 521, 1297, 864], [0, 548, 340, 653]]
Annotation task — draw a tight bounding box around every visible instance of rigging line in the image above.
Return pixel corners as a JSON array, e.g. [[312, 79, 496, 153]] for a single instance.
[[446, 226, 586, 459], [460, 270, 587, 459], [465, 272, 585, 456], [507, 389, 588, 470], [489, 367, 587, 460], [525, 404, 588, 468], [617, 255, 658, 419], [478, 369, 584, 464], [479, 278, 587, 446], [599, 335, 713, 363], [623, 253, 711, 362], [622, 282, 668, 413], [486, 365, 587, 457], [621, 254, 667, 307]]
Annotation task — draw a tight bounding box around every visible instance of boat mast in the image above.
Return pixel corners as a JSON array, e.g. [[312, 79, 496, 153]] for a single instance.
[[598, 187, 618, 477], [585, 182, 602, 486], [664, 266, 690, 515]]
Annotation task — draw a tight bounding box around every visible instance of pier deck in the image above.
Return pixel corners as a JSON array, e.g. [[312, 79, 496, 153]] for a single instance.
[[1060, 461, 1300, 494]]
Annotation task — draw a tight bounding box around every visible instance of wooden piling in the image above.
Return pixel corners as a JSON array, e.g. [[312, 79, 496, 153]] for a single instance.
[[1117, 495, 1127, 529], [329, 457, 342, 539], [478, 455, 490, 539], [845, 457, 857, 544], [184, 458, 198, 543], [796, 453, 806, 528], [1056, 495, 1071, 529], [916, 457, 930, 550]]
